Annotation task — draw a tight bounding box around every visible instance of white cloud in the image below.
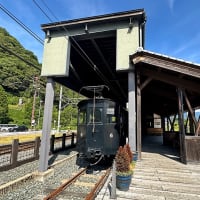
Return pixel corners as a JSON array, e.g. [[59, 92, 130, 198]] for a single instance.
[[173, 33, 200, 54], [166, 0, 175, 13]]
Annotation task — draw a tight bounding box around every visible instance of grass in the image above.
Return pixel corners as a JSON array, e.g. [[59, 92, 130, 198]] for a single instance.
[[8, 104, 29, 126], [0, 132, 66, 145], [0, 133, 42, 145]]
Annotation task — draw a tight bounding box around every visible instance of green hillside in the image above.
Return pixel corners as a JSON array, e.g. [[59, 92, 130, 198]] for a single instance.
[[0, 27, 40, 95], [0, 27, 79, 130]]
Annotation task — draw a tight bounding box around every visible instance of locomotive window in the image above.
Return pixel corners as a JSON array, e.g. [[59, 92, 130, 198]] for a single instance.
[[89, 108, 102, 123], [106, 108, 116, 123], [106, 115, 116, 123], [79, 109, 86, 124]]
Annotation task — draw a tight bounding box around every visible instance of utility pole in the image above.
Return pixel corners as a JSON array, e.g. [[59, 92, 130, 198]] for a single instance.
[[57, 85, 62, 133], [31, 76, 38, 129], [37, 100, 43, 129]]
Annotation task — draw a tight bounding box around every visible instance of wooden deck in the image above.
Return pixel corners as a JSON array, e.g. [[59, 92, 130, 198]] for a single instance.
[[96, 136, 200, 199]]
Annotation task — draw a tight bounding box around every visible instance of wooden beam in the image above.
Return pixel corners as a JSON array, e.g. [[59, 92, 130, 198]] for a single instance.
[[166, 114, 177, 132], [75, 31, 115, 41], [183, 90, 197, 124], [196, 122, 200, 136], [167, 116, 171, 131], [132, 54, 200, 79], [90, 38, 127, 99], [140, 77, 152, 90], [167, 117, 170, 131], [188, 113, 195, 134], [182, 90, 199, 136], [136, 71, 142, 160], [140, 68, 200, 94], [170, 114, 177, 132], [185, 115, 189, 133], [177, 88, 186, 163]]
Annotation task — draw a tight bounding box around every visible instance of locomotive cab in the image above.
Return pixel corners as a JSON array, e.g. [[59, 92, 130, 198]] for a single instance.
[[77, 98, 126, 160]]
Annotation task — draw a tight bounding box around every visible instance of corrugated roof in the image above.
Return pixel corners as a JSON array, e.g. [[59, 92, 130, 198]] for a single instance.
[[41, 9, 145, 30]]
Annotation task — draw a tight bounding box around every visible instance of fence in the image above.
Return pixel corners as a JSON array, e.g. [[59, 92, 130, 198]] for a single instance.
[[50, 132, 76, 153], [185, 136, 200, 162], [0, 133, 76, 171]]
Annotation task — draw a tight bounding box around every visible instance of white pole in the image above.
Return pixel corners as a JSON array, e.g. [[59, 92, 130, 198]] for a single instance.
[[57, 86, 62, 132], [128, 70, 136, 151]]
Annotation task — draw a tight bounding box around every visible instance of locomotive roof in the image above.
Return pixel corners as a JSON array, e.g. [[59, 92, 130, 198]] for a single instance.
[[77, 98, 116, 107]]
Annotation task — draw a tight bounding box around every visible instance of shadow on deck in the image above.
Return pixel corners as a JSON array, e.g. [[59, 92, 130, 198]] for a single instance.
[[142, 135, 180, 162]]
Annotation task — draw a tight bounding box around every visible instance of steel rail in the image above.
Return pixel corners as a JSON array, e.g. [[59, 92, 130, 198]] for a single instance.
[[0, 135, 74, 155], [0, 142, 35, 155], [85, 168, 111, 200], [43, 167, 87, 200]]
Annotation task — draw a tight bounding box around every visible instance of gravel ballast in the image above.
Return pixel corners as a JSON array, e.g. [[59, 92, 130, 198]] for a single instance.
[[0, 149, 81, 200]]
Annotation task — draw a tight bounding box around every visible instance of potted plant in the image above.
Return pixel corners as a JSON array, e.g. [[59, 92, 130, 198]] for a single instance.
[[124, 144, 136, 170], [115, 145, 133, 191]]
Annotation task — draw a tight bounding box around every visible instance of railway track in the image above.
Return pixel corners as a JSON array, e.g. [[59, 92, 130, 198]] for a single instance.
[[43, 166, 111, 200], [0, 141, 35, 155], [0, 136, 74, 156]]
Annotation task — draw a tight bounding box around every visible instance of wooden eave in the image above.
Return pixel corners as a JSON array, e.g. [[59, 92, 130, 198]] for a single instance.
[[131, 50, 200, 116], [41, 9, 145, 31], [131, 50, 200, 79], [130, 50, 200, 94]]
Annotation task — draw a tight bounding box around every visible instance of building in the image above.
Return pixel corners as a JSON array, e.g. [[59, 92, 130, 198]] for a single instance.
[[39, 9, 200, 172]]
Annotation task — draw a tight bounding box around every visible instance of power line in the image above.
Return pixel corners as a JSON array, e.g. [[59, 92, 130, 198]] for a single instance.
[[0, 3, 44, 45], [40, 0, 60, 21], [0, 44, 41, 70], [33, 0, 97, 70], [32, 0, 54, 22], [33, 1, 123, 99], [36, 0, 113, 88], [33, 0, 98, 70]]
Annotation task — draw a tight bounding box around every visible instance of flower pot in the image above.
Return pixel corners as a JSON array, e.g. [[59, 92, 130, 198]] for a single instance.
[[116, 174, 132, 191], [133, 152, 138, 161]]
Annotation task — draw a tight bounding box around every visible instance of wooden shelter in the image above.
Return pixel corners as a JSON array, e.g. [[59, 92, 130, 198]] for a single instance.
[[39, 9, 200, 172], [130, 49, 200, 163]]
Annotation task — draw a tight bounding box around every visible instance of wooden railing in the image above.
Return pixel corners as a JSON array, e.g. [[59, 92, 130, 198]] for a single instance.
[[0, 133, 76, 171]]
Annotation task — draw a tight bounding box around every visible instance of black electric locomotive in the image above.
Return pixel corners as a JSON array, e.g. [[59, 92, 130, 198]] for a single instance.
[[76, 86, 127, 161]]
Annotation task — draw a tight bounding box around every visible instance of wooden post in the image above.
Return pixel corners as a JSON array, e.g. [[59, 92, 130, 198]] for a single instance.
[[136, 71, 142, 160], [161, 116, 165, 132], [39, 78, 55, 172], [71, 132, 75, 147], [62, 133, 66, 150], [177, 88, 186, 164], [34, 137, 40, 159], [11, 139, 19, 167], [50, 135, 55, 153], [110, 160, 116, 199], [167, 116, 170, 131]]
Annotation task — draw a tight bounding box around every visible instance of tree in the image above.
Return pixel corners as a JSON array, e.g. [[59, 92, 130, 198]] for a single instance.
[[0, 86, 9, 123], [61, 105, 78, 129]]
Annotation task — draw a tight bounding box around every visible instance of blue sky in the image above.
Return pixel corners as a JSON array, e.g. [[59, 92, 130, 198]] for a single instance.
[[0, 0, 200, 64]]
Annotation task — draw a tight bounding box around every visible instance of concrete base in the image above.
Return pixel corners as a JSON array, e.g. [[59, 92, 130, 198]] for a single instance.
[[0, 173, 33, 195], [33, 168, 54, 182]]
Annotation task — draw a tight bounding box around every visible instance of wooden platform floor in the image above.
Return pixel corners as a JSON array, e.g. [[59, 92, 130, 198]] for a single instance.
[[96, 136, 200, 200]]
